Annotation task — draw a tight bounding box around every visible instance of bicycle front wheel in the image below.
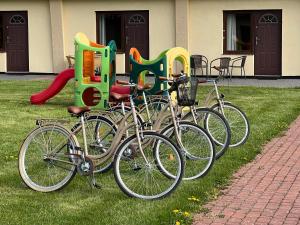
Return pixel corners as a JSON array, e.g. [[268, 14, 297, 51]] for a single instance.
[[183, 107, 231, 159], [19, 125, 79, 192], [211, 102, 250, 147], [114, 131, 184, 200], [159, 121, 215, 180]]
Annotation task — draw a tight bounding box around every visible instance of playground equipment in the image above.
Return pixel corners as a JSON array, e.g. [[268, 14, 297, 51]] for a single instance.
[[30, 68, 75, 105], [74, 32, 117, 108], [129, 47, 190, 97], [30, 33, 117, 108], [30, 32, 191, 109]]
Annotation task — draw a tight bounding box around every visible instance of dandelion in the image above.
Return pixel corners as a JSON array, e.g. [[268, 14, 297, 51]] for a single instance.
[[175, 221, 180, 225], [188, 196, 200, 202], [183, 211, 190, 217], [173, 209, 180, 214]]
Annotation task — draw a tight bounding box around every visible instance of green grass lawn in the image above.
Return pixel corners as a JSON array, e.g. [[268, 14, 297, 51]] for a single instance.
[[1, 80, 300, 225]]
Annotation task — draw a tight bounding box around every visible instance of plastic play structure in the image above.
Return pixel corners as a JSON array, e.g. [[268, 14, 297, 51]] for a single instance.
[[30, 32, 191, 109], [73, 32, 117, 108], [30, 68, 75, 105], [129, 47, 190, 96]]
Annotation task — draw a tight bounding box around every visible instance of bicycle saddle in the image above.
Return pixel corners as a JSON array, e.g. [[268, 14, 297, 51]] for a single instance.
[[67, 106, 91, 116], [137, 83, 151, 91], [110, 92, 130, 101]]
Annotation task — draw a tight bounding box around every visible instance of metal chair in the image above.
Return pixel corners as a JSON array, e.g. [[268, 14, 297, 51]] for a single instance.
[[190, 55, 208, 77], [229, 56, 247, 78], [210, 57, 231, 78]]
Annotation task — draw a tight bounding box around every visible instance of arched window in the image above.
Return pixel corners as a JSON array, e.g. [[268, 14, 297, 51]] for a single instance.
[[259, 14, 278, 24], [10, 15, 25, 24], [128, 14, 145, 24]]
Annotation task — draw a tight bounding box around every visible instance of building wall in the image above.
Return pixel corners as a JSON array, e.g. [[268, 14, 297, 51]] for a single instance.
[[62, 0, 175, 73], [0, 0, 53, 73], [190, 0, 300, 76]]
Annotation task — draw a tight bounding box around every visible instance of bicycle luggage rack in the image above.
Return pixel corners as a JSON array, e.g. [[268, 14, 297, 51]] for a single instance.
[[35, 118, 73, 126]]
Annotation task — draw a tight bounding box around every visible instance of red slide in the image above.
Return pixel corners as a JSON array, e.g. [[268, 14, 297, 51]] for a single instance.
[[30, 68, 75, 105]]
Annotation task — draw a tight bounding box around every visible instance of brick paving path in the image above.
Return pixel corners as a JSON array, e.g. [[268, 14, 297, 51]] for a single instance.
[[193, 116, 300, 225]]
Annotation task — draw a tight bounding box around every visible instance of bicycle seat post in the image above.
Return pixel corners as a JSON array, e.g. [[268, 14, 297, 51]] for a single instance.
[[80, 114, 88, 158], [121, 100, 130, 138], [142, 91, 153, 129], [129, 94, 150, 165]]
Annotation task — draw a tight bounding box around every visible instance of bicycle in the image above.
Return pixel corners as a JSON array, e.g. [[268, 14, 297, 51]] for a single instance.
[[199, 75, 250, 147], [84, 78, 216, 180], [18, 84, 184, 200], [139, 75, 231, 159]]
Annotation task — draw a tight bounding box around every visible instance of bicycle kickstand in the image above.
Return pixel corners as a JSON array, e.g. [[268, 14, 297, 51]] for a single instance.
[[88, 173, 101, 190]]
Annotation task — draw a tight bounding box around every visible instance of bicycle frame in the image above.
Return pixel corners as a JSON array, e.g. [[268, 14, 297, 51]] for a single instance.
[[203, 78, 226, 116], [43, 96, 150, 170], [143, 91, 185, 150]]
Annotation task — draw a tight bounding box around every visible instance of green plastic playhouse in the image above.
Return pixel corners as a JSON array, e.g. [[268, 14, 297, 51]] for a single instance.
[[74, 32, 116, 109]]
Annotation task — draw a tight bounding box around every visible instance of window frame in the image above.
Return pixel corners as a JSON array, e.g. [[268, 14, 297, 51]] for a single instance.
[[223, 10, 254, 55], [96, 11, 125, 53]]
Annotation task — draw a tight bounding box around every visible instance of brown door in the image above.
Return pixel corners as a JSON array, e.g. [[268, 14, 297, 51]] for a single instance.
[[254, 10, 281, 75], [5, 12, 29, 72], [124, 11, 149, 73]]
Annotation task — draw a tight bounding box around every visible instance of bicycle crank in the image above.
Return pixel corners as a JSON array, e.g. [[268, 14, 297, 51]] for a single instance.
[[77, 157, 94, 176]]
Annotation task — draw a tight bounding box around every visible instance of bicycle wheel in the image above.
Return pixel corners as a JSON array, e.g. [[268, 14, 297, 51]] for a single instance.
[[72, 115, 117, 173], [159, 121, 215, 180], [19, 125, 79, 192], [211, 102, 250, 147], [107, 105, 131, 122], [109, 105, 144, 136], [114, 131, 183, 200], [183, 107, 231, 159], [139, 98, 169, 128]]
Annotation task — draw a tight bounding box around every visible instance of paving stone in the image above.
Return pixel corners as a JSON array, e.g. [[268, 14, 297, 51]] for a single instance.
[[193, 116, 300, 225]]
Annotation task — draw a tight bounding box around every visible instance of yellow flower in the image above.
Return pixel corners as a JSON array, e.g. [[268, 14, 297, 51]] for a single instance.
[[175, 221, 180, 225], [188, 196, 200, 202], [183, 211, 190, 217], [173, 209, 179, 214]]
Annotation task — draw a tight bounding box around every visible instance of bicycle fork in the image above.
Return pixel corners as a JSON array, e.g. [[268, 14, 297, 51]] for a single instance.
[[166, 92, 185, 153], [130, 96, 150, 165], [213, 80, 226, 117]]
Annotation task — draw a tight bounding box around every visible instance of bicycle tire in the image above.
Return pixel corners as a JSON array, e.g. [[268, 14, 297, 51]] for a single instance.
[[139, 98, 169, 125], [183, 107, 231, 159], [211, 102, 250, 147], [113, 131, 184, 200], [159, 121, 215, 180], [71, 115, 117, 173], [19, 125, 79, 192]]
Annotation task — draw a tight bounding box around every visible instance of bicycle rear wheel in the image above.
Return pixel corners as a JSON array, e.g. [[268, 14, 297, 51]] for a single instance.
[[211, 102, 250, 147], [72, 115, 117, 173], [19, 125, 79, 192], [114, 131, 183, 200], [139, 98, 169, 128]]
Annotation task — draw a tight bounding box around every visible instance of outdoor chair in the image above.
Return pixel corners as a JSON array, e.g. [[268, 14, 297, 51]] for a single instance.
[[229, 56, 247, 78], [210, 57, 231, 78], [190, 55, 209, 77], [66, 55, 75, 68]]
